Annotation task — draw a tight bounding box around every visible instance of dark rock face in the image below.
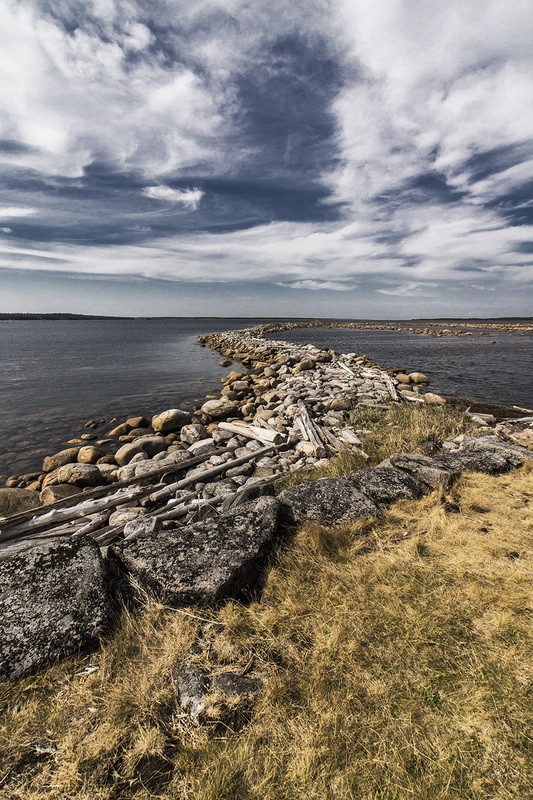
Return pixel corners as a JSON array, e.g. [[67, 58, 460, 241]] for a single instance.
[[278, 478, 379, 527], [0, 538, 111, 681], [0, 487, 40, 517], [110, 497, 281, 606], [438, 435, 533, 474], [387, 453, 457, 489], [211, 671, 263, 698], [348, 466, 424, 505]]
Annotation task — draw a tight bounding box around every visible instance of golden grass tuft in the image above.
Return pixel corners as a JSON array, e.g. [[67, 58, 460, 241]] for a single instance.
[[1, 466, 532, 799], [279, 402, 474, 489]]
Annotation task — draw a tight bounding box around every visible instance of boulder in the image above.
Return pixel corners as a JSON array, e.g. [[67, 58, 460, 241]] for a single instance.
[[278, 478, 379, 527], [0, 488, 40, 518], [55, 463, 105, 487], [395, 373, 411, 384], [77, 445, 106, 464], [126, 416, 150, 430], [114, 436, 167, 466], [110, 497, 281, 606], [408, 372, 429, 384], [423, 392, 446, 405], [180, 423, 208, 445], [0, 538, 111, 680], [108, 508, 146, 527], [293, 358, 315, 372], [42, 447, 80, 473], [40, 484, 80, 505], [152, 409, 192, 433], [200, 398, 238, 419], [437, 435, 533, 475], [348, 466, 424, 505], [387, 453, 457, 489]]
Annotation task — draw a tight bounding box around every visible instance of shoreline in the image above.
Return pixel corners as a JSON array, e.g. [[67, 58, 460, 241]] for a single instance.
[[1, 323, 531, 498], [1, 324, 531, 509]]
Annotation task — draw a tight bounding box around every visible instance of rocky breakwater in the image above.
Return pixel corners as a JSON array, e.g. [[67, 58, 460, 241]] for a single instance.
[[1, 326, 532, 681]]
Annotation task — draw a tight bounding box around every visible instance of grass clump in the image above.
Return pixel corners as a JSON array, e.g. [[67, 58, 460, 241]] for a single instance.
[[280, 401, 474, 489], [1, 466, 531, 799]]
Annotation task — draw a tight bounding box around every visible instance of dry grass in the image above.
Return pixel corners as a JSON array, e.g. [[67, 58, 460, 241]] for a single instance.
[[280, 402, 474, 488], [1, 466, 532, 799]]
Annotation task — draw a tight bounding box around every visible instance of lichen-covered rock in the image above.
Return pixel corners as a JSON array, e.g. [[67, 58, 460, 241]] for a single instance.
[[0, 487, 40, 518], [437, 435, 533, 475], [180, 423, 208, 445], [152, 408, 192, 433], [0, 538, 111, 681], [348, 466, 423, 505], [278, 478, 379, 527], [387, 453, 457, 489], [110, 497, 280, 606]]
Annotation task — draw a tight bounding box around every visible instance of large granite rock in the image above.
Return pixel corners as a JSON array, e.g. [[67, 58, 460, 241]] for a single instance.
[[278, 478, 379, 527], [348, 466, 424, 506], [110, 497, 280, 606], [55, 463, 105, 487], [386, 453, 457, 489], [437, 435, 533, 474], [114, 436, 167, 466], [152, 409, 192, 433], [0, 538, 111, 681], [0, 487, 40, 518]]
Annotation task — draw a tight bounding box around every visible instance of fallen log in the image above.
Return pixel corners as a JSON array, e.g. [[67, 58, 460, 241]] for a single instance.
[[383, 374, 400, 402], [0, 486, 146, 543], [218, 421, 285, 445], [0, 448, 234, 530], [149, 444, 277, 503]]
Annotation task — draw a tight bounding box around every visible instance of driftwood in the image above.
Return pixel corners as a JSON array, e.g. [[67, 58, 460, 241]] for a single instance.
[[149, 444, 277, 503], [295, 402, 327, 457], [383, 374, 400, 402], [0, 448, 234, 531], [337, 360, 356, 378], [0, 486, 146, 543], [218, 421, 284, 446]]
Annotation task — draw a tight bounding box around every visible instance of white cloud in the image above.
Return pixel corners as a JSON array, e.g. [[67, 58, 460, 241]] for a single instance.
[[142, 185, 204, 209], [328, 0, 533, 209], [280, 279, 355, 291], [0, 207, 37, 218], [0, 227, 12, 233]]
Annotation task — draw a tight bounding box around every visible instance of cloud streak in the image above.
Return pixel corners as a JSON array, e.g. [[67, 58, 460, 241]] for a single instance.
[[0, 0, 532, 314], [142, 185, 204, 209]]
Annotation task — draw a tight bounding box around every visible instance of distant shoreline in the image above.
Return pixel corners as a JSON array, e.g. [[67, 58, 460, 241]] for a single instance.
[[0, 313, 532, 323]]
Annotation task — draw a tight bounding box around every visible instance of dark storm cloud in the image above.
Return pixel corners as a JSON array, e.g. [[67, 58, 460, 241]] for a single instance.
[[0, 0, 532, 315]]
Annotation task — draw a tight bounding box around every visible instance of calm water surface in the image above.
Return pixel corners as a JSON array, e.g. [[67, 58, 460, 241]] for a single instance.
[[0, 319, 531, 481], [0, 318, 257, 480]]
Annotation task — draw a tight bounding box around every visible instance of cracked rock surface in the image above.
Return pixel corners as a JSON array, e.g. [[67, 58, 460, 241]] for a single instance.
[[0, 537, 111, 681], [110, 496, 281, 606]]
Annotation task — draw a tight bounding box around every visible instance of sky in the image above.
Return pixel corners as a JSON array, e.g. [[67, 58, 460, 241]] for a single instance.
[[0, 0, 532, 318]]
